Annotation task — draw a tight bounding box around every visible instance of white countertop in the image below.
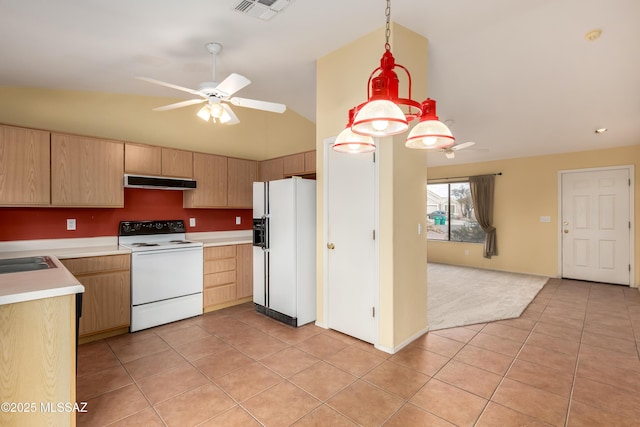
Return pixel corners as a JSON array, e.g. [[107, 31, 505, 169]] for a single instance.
[[188, 230, 252, 247], [0, 256, 84, 306], [0, 230, 252, 306]]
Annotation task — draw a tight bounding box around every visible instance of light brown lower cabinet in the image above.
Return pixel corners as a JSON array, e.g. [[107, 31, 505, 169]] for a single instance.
[[61, 254, 130, 338], [236, 244, 253, 298], [0, 294, 77, 427], [203, 244, 253, 312]]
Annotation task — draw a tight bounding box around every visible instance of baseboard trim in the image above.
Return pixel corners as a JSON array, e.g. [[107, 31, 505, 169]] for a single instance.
[[375, 325, 430, 355]]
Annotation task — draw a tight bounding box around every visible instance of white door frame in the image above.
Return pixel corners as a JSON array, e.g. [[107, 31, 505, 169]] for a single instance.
[[557, 165, 635, 286], [322, 136, 380, 345]]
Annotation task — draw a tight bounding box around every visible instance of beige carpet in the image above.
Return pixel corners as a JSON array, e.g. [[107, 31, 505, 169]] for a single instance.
[[427, 262, 548, 331]]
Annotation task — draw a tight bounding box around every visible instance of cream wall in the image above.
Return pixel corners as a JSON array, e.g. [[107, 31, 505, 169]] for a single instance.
[[316, 23, 429, 350], [427, 144, 640, 287], [0, 86, 315, 160]]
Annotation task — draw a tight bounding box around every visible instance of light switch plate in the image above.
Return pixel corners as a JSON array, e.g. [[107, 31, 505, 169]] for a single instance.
[[189, 217, 196, 227], [66, 218, 76, 230], [540, 216, 551, 223]]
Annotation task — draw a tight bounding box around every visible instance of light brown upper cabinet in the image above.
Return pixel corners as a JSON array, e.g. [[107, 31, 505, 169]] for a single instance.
[[125, 144, 193, 178], [227, 158, 257, 208], [280, 150, 316, 178], [283, 153, 305, 177], [184, 153, 228, 208], [304, 150, 316, 174], [161, 147, 193, 178], [124, 143, 161, 176], [258, 157, 284, 182], [0, 125, 51, 206], [51, 133, 124, 207]]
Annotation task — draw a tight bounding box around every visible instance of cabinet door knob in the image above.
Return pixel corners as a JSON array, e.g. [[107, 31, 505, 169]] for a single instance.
[[327, 243, 335, 250]]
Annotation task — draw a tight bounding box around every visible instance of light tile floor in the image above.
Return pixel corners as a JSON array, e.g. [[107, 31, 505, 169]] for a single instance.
[[77, 278, 640, 426]]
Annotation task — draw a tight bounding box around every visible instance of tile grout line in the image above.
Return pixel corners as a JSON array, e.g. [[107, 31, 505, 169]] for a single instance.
[[561, 282, 590, 427], [472, 280, 559, 426]]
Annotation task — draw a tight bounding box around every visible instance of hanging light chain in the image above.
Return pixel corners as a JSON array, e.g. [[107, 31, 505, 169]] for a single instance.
[[385, 0, 391, 50]]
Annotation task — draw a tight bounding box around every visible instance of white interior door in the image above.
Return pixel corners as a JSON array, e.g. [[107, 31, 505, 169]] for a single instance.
[[325, 139, 377, 343], [561, 167, 632, 285]]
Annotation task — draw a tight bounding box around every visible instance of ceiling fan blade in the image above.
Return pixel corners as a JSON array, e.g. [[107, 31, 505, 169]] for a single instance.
[[136, 76, 202, 97], [451, 141, 476, 151], [229, 97, 286, 113], [221, 103, 240, 125], [152, 98, 206, 111], [214, 73, 251, 97]]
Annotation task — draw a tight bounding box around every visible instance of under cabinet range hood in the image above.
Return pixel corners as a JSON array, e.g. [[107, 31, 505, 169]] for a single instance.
[[124, 174, 197, 190]]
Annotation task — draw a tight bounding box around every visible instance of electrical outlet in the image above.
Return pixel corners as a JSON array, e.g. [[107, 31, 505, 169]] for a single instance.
[[235, 216, 241, 225], [540, 216, 551, 223], [66, 218, 76, 231], [464, 249, 469, 256], [189, 217, 196, 227]]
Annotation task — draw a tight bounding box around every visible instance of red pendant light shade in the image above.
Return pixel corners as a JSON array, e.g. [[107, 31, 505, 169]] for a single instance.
[[405, 98, 455, 149], [351, 47, 421, 137], [334, 0, 455, 154]]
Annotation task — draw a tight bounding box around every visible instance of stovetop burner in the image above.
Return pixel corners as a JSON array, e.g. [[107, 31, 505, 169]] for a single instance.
[[118, 220, 203, 252]]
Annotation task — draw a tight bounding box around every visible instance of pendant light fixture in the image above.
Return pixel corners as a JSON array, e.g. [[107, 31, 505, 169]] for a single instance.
[[333, 108, 376, 153], [335, 0, 455, 153], [405, 98, 455, 149], [351, 0, 421, 138]]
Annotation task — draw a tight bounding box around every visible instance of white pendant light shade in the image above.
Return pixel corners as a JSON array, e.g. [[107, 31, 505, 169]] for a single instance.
[[405, 119, 455, 149], [352, 100, 409, 137], [332, 108, 376, 153], [333, 127, 375, 153]]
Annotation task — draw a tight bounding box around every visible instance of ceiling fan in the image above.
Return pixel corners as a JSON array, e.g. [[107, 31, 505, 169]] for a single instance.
[[442, 141, 476, 159], [137, 42, 286, 125]]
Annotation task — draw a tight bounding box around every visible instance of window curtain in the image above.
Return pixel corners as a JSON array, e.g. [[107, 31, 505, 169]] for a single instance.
[[469, 175, 497, 258]]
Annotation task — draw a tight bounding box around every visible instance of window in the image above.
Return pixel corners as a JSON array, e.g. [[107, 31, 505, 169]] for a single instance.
[[427, 182, 485, 243]]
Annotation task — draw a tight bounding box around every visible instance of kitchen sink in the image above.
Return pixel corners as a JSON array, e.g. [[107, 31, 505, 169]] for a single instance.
[[0, 256, 57, 274]]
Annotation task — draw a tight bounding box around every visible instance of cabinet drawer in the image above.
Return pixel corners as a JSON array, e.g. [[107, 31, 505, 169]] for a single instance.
[[204, 245, 236, 259], [204, 271, 236, 288], [204, 284, 237, 306], [61, 254, 130, 275], [204, 258, 236, 274]]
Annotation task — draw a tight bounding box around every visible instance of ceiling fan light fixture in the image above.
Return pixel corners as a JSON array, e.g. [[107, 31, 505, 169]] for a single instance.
[[445, 150, 455, 159], [405, 98, 455, 149], [209, 102, 225, 118], [197, 105, 211, 121]]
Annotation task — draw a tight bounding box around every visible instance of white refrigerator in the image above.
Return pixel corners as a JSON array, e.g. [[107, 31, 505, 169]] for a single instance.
[[252, 177, 316, 327]]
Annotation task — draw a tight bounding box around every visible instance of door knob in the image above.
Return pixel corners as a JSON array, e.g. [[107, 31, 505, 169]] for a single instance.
[[327, 243, 335, 250], [564, 229, 569, 234]]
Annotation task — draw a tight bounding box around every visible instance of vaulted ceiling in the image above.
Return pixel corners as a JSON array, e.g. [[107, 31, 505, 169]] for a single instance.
[[1, 0, 638, 166]]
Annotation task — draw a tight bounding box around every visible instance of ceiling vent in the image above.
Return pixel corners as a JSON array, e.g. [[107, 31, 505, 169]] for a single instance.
[[233, 0, 294, 21]]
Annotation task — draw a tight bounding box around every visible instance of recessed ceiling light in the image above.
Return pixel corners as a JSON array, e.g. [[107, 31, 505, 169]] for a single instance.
[[585, 29, 602, 41], [594, 127, 607, 134]]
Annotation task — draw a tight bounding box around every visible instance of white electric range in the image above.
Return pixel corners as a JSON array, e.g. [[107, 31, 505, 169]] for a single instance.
[[118, 220, 203, 332]]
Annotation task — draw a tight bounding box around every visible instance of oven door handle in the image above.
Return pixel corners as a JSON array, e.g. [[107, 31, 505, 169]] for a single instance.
[[132, 247, 202, 257]]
